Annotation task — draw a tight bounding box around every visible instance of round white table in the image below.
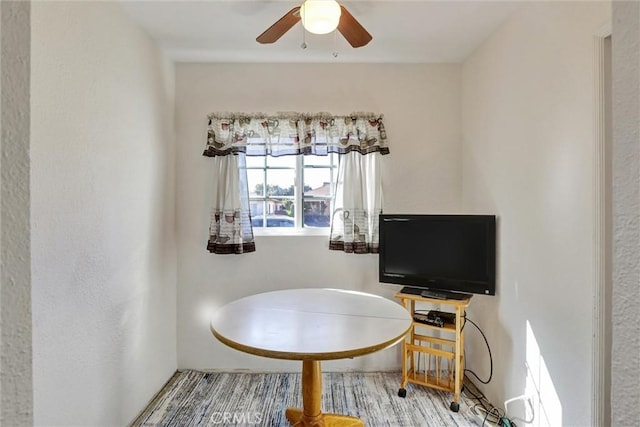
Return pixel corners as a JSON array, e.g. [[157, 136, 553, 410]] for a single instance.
[[210, 288, 412, 427]]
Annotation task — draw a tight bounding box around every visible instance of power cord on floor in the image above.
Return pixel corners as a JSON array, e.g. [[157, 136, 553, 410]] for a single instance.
[[463, 378, 518, 427]]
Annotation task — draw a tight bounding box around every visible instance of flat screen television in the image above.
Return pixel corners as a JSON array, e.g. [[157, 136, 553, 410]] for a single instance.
[[379, 214, 496, 299]]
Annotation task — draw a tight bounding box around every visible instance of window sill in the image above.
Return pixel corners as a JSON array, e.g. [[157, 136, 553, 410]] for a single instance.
[[252, 227, 330, 237]]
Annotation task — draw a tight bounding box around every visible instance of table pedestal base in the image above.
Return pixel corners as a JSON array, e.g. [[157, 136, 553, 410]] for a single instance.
[[285, 408, 363, 427], [285, 360, 364, 427]]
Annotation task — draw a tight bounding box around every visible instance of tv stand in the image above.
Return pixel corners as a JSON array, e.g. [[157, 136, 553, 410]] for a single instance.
[[399, 286, 471, 301], [394, 291, 472, 412]]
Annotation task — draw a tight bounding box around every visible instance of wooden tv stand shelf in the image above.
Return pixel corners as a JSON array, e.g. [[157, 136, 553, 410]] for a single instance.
[[394, 291, 472, 412]]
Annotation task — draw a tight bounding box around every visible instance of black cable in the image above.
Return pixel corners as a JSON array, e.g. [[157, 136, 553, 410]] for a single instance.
[[463, 376, 494, 421], [463, 381, 485, 401], [473, 402, 502, 425], [460, 313, 494, 419], [463, 316, 493, 385], [482, 406, 490, 426], [472, 403, 503, 427]]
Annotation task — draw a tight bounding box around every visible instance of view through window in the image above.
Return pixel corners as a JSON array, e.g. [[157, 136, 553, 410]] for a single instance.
[[246, 154, 338, 229]]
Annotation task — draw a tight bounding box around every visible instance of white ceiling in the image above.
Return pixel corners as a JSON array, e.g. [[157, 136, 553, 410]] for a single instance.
[[120, 1, 521, 63]]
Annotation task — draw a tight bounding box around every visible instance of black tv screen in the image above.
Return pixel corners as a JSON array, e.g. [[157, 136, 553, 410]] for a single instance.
[[379, 214, 496, 297]]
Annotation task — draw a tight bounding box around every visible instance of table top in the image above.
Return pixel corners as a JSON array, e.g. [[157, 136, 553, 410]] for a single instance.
[[210, 288, 412, 361]]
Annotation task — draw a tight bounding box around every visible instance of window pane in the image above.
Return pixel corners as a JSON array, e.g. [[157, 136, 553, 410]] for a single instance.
[[251, 202, 295, 227], [304, 154, 335, 167], [304, 168, 332, 196], [245, 154, 337, 230], [267, 215, 295, 227], [246, 156, 265, 168], [266, 169, 295, 196], [247, 169, 265, 197], [267, 155, 296, 168], [303, 201, 331, 228], [265, 198, 295, 226], [249, 200, 264, 223], [251, 216, 264, 228]]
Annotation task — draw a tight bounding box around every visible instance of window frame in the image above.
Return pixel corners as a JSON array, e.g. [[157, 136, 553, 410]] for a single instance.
[[246, 154, 337, 236]]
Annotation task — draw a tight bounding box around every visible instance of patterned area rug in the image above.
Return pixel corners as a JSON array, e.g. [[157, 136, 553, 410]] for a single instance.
[[131, 370, 481, 426]]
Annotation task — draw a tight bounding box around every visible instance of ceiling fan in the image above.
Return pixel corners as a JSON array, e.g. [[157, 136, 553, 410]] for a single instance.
[[256, 0, 372, 48]]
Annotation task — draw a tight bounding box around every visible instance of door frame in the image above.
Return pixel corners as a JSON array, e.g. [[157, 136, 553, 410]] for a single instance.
[[592, 22, 612, 427]]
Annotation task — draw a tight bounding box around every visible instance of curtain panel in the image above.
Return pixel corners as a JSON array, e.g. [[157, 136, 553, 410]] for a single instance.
[[203, 113, 388, 158], [329, 151, 383, 254], [207, 154, 255, 254]]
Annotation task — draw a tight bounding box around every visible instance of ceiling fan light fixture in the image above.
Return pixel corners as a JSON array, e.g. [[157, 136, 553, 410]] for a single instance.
[[300, 0, 342, 35]]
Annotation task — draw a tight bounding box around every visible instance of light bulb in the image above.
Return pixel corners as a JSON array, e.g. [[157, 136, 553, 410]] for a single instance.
[[300, 0, 342, 35]]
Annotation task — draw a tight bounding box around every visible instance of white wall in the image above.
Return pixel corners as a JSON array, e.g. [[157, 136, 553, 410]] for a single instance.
[[1, 2, 33, 425], [175, 63, 462, 370], [30, 2, 177, 426], [611, 1, 640, 425], [461, 2, 610, 426]]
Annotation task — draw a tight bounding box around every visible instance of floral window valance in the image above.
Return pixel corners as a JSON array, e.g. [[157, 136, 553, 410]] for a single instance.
[[203, 112, 388, 158]]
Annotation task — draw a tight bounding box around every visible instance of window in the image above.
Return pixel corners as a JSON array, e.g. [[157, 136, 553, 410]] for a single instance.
[[204, 113, 388, 254], [246, 154, 338, 231]]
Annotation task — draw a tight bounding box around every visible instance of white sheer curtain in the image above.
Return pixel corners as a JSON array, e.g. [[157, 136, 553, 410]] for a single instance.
[[329, 151, 382, 254], [207, 154, 255, 254]]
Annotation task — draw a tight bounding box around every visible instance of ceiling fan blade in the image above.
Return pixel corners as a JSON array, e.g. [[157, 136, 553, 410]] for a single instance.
[[256, 7, 301, 44], [337, 6, 372, 48]]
